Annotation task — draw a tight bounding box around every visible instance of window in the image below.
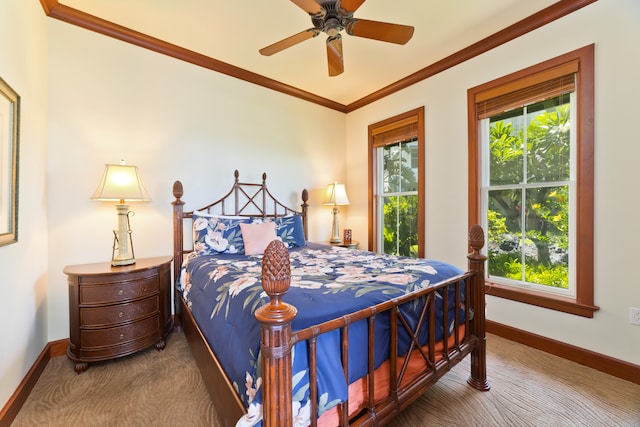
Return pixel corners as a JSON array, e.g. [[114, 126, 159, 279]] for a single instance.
[[369, 107, 424, 257], [379, 139, 419, 256], [468, 45, 597, 317]]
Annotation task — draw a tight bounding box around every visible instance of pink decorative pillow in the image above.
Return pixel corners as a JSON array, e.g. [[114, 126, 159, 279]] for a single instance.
[[240, 221, 278, 255]]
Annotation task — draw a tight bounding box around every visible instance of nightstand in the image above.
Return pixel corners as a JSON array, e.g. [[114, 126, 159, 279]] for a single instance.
[[330, 241, 359, 249], [64, 256, 173, 373]]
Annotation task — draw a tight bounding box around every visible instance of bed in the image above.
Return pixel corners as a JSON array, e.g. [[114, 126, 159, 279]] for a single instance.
[[172, 170, 489, 427]]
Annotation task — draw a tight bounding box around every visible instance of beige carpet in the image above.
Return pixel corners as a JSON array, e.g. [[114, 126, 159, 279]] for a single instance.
[[11, 332, 640, 426]]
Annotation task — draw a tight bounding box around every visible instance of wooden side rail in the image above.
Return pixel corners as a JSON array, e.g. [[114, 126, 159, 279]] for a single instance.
[[256, 226, 489, 427]]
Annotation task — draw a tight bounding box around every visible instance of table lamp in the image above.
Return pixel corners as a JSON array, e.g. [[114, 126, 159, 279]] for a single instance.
[[323, 181, 349, 244], [91, 161, 150, 266]]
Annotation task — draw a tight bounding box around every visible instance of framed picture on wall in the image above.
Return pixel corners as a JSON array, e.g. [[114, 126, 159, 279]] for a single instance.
[[0, 77, 19, 246]]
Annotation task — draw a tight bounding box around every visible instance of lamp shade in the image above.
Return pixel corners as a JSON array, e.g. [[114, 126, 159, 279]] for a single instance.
[[91, 163, 151, 202], [323, 182, 349, 206]]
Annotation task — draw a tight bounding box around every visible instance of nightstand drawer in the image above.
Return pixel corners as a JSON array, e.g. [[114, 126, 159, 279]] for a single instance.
[[80, 295, 159, 326], [80, 276, 158, 304], [81, 315, 160, 348]]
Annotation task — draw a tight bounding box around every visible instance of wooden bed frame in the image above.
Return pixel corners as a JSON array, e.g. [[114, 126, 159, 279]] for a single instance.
[[172, 170, 489, 427]]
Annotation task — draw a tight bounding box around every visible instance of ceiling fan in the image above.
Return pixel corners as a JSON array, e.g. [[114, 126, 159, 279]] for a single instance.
[[259, 0, 414, 77]]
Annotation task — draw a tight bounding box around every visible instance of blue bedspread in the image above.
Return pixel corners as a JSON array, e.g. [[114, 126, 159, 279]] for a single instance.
[[178, 243, 465, 426]]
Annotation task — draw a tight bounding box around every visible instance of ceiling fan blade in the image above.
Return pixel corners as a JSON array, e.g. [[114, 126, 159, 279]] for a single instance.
[[259, 29, 318, 56], [291, 0, 324, 16], [339, 0, 367, 14], [326, 35, 344, 76], [346, 19, 414, 45]]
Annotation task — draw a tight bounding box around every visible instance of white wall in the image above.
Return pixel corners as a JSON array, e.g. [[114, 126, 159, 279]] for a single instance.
[[0, 0, 49, 409], [346, 0, 640, 365], [45, 20, 347, 342]]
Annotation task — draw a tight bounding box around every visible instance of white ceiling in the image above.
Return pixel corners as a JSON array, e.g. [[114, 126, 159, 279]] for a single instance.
[[63, 0, 561, 106]]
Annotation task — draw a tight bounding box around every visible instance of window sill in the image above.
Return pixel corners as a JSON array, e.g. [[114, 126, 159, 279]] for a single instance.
[[485, 281, 599, 318]]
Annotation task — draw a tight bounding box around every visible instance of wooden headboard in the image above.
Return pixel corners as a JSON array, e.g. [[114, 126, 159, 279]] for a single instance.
[[171, 169, 309, 287]]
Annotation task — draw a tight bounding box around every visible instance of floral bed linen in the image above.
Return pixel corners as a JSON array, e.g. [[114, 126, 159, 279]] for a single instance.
[[178, 243, 466, 426]]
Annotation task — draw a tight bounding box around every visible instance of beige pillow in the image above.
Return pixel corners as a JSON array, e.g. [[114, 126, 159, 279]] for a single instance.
[[240, 221, 278, 255]]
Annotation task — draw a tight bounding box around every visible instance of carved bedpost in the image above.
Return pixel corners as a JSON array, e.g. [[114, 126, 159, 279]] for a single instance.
[[172, 181, 185, 321], [301, 189, 309, 240], [466, 224, 491, 391], [234, 170, 240, 214], [255, 240, 297, 427], [262, 173, 268, 219]]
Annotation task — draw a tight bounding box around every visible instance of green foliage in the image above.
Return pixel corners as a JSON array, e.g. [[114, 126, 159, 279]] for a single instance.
[[526, 262, 568, 288], [488, 252, 521, 278], [487, 100, 571, 288], [488, 252, 568, 289], [489, 120, 523, 184], [382, 140, 419, 257], [487, 210, 508, 242], [383, 195, 418, 257]]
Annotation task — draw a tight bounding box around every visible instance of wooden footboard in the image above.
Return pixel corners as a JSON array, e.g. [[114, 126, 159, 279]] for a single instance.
[[256, 226, 489, 427]]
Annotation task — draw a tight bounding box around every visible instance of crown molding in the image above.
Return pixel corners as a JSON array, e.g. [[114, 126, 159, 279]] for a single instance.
[[40, 0, 597, 113]]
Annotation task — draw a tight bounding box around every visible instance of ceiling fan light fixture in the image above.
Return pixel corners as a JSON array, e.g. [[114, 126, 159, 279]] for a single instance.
[[325, 18, 342, 37]]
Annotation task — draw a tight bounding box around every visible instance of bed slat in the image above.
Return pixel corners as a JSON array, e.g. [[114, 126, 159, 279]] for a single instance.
[[309, 336, 318, 427], [340, 325, 349, 427]]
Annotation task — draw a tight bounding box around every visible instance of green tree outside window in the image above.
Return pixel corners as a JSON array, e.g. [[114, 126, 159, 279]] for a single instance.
[[382, 139, 418, 257], [487, 96, 571, 289]]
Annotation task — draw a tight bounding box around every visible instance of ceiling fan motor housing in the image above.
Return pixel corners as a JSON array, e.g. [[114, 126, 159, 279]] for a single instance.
[[312, 1, 353, 36]]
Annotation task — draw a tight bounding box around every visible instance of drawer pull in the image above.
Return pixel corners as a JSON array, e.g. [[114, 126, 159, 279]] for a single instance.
[[119, 333, 125, 340], [118, 311, 124, 318], [118, 290, 124, 296]]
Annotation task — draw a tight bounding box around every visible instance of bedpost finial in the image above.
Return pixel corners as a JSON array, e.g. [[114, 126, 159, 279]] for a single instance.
[[234, 170, 239, 180], [469, 224, 485, 253], [262, 172, 267, 183], [172, 181, 183, 199], [262, 240, 291, 300]]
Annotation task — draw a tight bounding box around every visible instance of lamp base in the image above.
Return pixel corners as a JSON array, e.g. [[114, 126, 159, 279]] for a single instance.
[[111, 257, 136, 267], [329, 206, 342, 244], [111, 204, 136, 267]]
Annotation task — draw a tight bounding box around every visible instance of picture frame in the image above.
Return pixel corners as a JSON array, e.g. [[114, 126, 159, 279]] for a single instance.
[[0, 77, 19, 246]]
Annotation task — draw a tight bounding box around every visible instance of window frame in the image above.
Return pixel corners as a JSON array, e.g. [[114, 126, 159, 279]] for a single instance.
[[468, 45, 597, 317], [368, 107, 425, 257]]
